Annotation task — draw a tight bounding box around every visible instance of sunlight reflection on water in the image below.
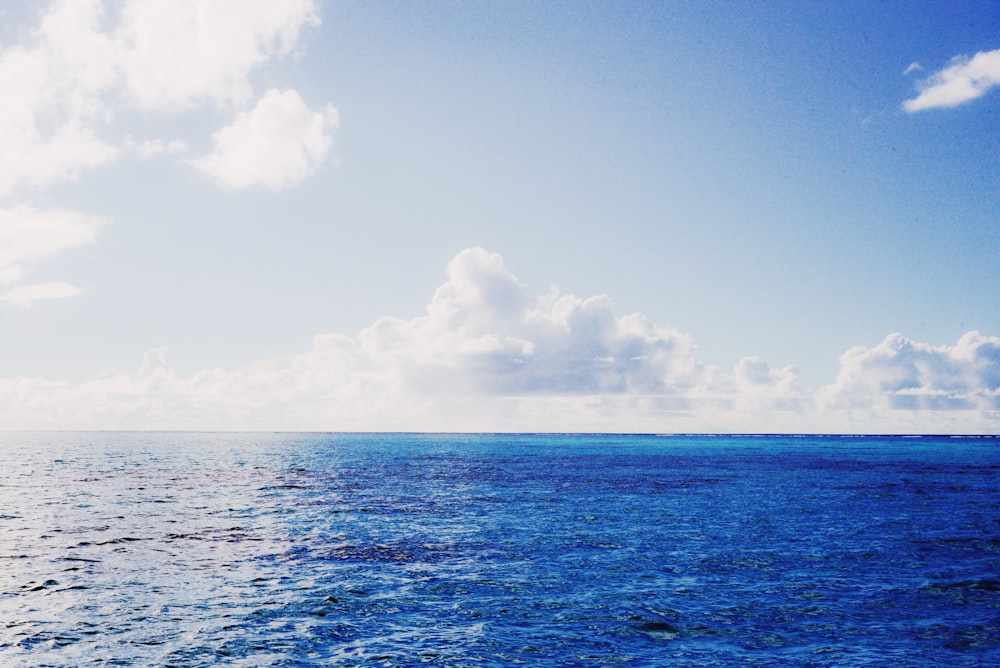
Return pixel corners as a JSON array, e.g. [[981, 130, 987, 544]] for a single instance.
[[0, 432, 998, 666]]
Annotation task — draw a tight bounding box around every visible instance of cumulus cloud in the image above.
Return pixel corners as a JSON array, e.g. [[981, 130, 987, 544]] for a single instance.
[[0, 0, 328, 195], [0, 248, 996, 433], [0, 0, 331, 303], [358, 248, 720, 398], [0, 0, 120, 194], [191, 89, 339, 190], [904, 49, 1000, 112], [820, 332, 1000, 411], [116, 0, 319, 111], [732, 356, 806, 412], [0, 248, 756, 430]]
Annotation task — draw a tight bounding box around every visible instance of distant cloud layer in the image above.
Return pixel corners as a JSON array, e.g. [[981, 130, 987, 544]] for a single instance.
[[2, 248, 996, 433], [0, 0, 332, 306], [904, 48, 1000, 111]]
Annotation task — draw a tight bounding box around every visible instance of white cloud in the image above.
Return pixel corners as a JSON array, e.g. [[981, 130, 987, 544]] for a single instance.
[[0, 0, 327, 195], [126, 137, 189, 159], [904, 49, 1000, 112], [0, 248, 1000, 433], [0, 280, 86, 308], [0, 248, 996, 432], [819, 331, 1000, 412], [191, 89, 339, 190], [0, 205, 109, 290], [0, 248, 744, 429], [116, 0, 320, 111], [0, 1, 331, 305], [0, 0, 120, 194], [903, 62, 922, 76], [732, 356, 807, 412], [359, 247, 717, 396]]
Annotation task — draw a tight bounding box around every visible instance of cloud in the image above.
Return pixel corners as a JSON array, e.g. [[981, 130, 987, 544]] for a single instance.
[[116, 0, 320, 111], [0, 205, 109, 289], [820, 331, 1000, 412], [356, 247, 723, 398], [0, 248, 996, 432], [732, 356, 806, 412], [0, 1, 331, 304], [0, 247, 753, 429], [191, 89, 339, 190], [0, 0, 121, 194], [0, 280, 86, 308], [0, 248, 1000, 433], [903, 49, 1000, 112], [0, 0, 327, 195], [126, 137, 189, 160]]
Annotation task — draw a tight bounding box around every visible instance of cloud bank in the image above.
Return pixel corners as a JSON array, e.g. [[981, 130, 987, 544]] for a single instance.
[[0, 0, 334, 306], [904, 48, 1000, 112], [2, 248, 996, 433]]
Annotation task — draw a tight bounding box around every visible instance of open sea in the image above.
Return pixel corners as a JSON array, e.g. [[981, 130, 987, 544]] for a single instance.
[[0, 432, 997, 667]]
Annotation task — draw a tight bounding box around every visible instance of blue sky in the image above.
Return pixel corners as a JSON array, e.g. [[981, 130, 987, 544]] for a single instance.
[[1, 0, 999, 432]]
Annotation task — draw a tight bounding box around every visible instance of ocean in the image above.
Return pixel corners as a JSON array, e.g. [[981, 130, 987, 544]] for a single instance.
[[0, 432, 997, 666]]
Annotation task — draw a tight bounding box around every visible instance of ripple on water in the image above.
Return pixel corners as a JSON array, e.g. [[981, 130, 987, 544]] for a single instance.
[[0, 432, 998, 666]]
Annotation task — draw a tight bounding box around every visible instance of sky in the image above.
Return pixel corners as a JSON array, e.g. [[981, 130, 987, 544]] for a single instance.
[[1, 0, 999, 433]]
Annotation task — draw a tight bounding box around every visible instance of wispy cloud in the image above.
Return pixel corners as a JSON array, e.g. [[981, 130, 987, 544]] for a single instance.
[[0, 280, 87, 308], [125, 137, 189, 160], [904, 49, 1000, 112], [0, 206, 108, 304], [1, 248, 995, 432]]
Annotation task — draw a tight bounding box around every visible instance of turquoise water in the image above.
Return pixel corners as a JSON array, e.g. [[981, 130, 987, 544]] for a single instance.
[[0, 433, 998, 666]]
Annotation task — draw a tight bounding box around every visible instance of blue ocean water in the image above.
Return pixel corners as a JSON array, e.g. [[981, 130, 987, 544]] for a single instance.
[[0, 433, 997, 666]]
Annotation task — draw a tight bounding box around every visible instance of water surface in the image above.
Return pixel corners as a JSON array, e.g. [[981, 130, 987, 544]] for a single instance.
[[0, 433, 997, 666]]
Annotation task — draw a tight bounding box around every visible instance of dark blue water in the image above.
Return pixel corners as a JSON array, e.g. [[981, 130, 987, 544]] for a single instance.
[[0, 433, 997, 666]]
